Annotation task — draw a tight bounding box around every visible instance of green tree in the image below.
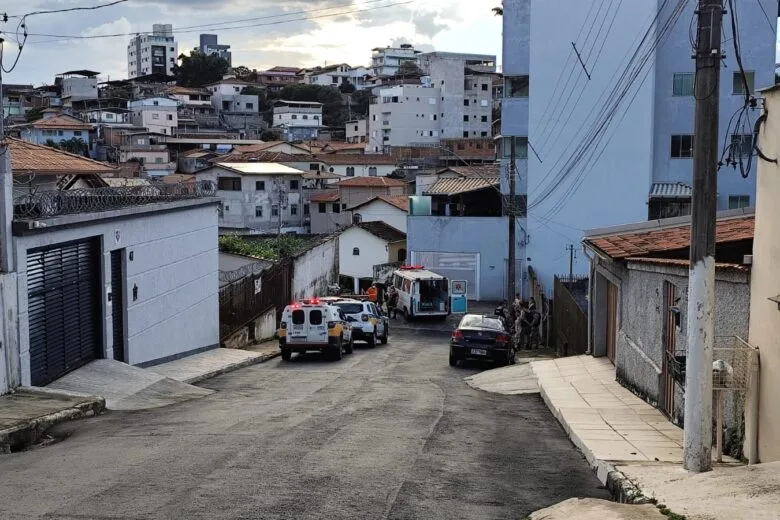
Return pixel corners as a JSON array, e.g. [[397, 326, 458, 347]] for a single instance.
[[25, 107, 45, 122], [279, 84, 348, 127], [44, 139, 60, 150], [260, 129, 281, 141], [59, 137, 89, 156], [173, 50, 230, 87], [233, 65, 251, 79], [339, 81, 356, 94], [349, 89, 372, 117]]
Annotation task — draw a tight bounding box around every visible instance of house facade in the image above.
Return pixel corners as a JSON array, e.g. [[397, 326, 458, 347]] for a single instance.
[[272, 100, 323, 141], [583, 213, 754, 457], [306, 64, 371, 89], [195, 162, 307, 234], [207, 79, 259, 114], [128, 97, 179, 135], [118, 132, 176, 177], [349, 196, 409, 233], [346, 119, 368, 143], [17, 114, 93, 148], [370, 44, 421, 77], [338, 222, 406, 294], [501, 0, 776, 290]]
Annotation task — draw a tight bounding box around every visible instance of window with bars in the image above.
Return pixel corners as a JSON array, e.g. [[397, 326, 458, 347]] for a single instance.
[[732, 71, 755, 96], [217, 177, 241, 190], [671, 135, 694, 158], [672, 73, 695, 96], [728, 195, 750, 209]]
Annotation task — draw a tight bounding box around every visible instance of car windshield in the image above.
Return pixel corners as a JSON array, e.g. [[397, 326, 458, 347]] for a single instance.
[[459, 315, 504, 331], [334, 302, 364, 314]]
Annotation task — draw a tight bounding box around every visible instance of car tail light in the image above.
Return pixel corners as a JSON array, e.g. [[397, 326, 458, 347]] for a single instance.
[[280, 322, 287, 329], [452, 329, 464, 341], [327, 321, 336, 329], [496, 333, 510, 344], [361, 315, 369, 321]]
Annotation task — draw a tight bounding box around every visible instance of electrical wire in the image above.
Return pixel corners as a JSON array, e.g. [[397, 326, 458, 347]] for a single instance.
[[756, 0, 777, 35]]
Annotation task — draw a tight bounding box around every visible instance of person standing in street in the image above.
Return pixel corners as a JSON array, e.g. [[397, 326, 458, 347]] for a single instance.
[[387, 285, 399, 319], [367, 284, 377, 303]]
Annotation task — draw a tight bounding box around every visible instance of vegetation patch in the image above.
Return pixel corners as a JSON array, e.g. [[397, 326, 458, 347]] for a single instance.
[[219, 234, 313, 260]]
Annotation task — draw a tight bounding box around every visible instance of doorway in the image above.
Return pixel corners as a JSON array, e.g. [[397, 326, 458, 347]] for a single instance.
[[111, 249, 126, 363]]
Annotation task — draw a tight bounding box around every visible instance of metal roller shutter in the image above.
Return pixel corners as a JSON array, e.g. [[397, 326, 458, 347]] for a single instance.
[[27, 239, 102, 386]]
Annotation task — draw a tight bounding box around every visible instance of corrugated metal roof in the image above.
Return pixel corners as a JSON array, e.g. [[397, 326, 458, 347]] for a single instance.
[[650, 182, 692, 198], [425, 176, 499, 196]]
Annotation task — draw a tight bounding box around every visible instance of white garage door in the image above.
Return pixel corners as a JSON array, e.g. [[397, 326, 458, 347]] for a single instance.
[[411, 252, 480, 300]]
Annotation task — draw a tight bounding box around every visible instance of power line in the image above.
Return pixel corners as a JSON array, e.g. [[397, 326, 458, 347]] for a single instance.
[[5, 0, 127, 19], [756, 0, 777, 34]]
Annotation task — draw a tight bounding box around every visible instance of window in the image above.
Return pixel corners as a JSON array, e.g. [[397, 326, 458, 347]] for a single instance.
[[152, 113, 160, 119], [397, 248, 407, 262], [271, 205, 280, 217], [463, 115, 469, 122], [73, 131, 83, 136], [234, 87, 240, 93], [728, 195, 750, 209], [368, 167, 377, 176], [290, 204, 298, 215], [318, 203, 327, 213], [303, 115, 308, 120], [292, 309, 305, 325], [155, 157, 163, 164], [333, 203, 341, 213], [153, 100, 159, 106], [457, 143, 466, 150], [246, 103, 254, 109], [731, 134, 754, 157], [313, 115, 319, 120], [463, 99, 470, 106], [346, 166, 355, 176], [217, 177, 241, 190], [352, 247, 360, 256], [341, 203, 347, 210], [671, 134, 694, 158], [255, 206, 263, 217], [256, 180, 265, 190], [303, 204, 310, 215], [309, 163, 319, 171], [502, 136, 529, 159], [672, 73, 695, 96], [733, 71, 755, 95], [481, 131, 488, 137], [353, 213, 362, 224], [481, 115, 488, 123], [463, 131, 469, 138], [506, 76, 529, 97], [292, 114, 298, 119], [290, 179, 299, 190]]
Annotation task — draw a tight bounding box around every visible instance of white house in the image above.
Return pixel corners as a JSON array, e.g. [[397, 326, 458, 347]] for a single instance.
[[338, 221, 407, 294], [316, 154, 397, 178], [81, 107, 132, 125], [128, 97, 179, 135], [348, 195, 409, 233], [306, 64, 371, 90], [273, 99, 323, 128], [206, 78, 259, 114], [194, 162, 307, 234]]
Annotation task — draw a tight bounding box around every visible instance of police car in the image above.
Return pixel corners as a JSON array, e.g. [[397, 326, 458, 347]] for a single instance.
[[332, 299, 388, 347], [278, 298, 353, 361]]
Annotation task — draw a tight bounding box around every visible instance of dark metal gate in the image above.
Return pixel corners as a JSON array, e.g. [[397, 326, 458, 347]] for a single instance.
[[111, 249, 126, 362], [27, 239, 102, 386]]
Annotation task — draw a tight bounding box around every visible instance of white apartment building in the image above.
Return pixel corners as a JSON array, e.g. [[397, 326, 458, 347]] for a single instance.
[[57, 70, 99, 104], [367, 84, 442, 151], [127, 24, 178, 79], [272, 100, 323, 127], [371, 44, 421, 77], [128, 96, 178, 135]]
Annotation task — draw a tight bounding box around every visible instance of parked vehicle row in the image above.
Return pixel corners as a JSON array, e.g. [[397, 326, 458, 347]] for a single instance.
[[278, 297, 389, 361]]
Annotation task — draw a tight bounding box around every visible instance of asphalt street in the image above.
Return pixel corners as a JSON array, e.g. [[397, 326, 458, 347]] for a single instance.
[[0, 329, 610, 520]]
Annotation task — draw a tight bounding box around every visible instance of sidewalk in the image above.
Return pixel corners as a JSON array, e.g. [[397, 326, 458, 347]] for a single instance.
[[0, 389, 105, 453], [147, 340, 279, 384], [528, 355, 780, 519]]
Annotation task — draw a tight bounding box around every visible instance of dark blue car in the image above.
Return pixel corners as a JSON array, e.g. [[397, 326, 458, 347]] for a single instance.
[[449, 314, 515, 367]]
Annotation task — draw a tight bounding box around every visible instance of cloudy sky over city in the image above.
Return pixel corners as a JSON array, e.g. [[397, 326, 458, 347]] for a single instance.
[[0, 0, 502, 85]]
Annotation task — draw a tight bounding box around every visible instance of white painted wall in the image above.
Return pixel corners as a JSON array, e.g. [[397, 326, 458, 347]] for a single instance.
[[353, 200, 407, 233], [13, 200, 220, 382], [292, 237, 338, 300], [0, 273, 18, 394], [338, 227, 389, 280]]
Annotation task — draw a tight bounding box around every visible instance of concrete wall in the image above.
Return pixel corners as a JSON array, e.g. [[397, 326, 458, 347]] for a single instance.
[[292, 237, 338, 300], [747, 89, 780, 463], [368, 85, 442, 148], [0, 273, 19, 393], [12, 200, 220, 382], [339, 227, 389, 281], [353, 200, 407, 233], [223, 307, 276, 348], [310, 203, 350, 234]]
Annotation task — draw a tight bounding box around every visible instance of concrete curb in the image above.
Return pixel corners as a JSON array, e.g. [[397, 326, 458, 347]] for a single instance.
[[182, 350, 280, 385], [530, 362, 650, 505], [0, 393, 106, 454]]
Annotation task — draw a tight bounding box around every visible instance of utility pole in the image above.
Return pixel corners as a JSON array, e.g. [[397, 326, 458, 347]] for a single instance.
[[684, 0, 723, 473], [507, 136, 517, 301], [567, 244, 575, 289]]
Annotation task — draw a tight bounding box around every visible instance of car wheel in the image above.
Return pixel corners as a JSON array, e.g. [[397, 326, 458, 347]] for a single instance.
[[367, 330, 377, 348], [281, 347, 292, 361], [345, 337, 354, 355], [449, 354, 458, 367]]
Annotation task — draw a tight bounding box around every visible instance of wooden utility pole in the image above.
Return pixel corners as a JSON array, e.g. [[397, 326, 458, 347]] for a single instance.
[[567, 244, 575, 289], [508, 136, 517, 301], [684, 0, 723, 473]]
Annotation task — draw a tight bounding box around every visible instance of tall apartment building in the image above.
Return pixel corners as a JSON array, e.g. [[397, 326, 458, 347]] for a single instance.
[[127, 24, 178, 79], [366, 53, 496, 151], [199, 34, 232, 66], [500, 0, 776, 290], [370, 44, 421, 77]]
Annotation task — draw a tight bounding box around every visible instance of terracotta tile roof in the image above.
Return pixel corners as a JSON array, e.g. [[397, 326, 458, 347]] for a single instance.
[[233, 141, 311, 153], [31, 114, 92, 130], [584, 215, 754, 260], [351, 221, 406, 243], [6, 137, 116, 176], [336, 176, 405, 188], [314, 153, 396, 165], [425, 176, 499, 195], [626, 257, 750, 273], [437, 164, 500, 177], [349, 195, 409, 212], [167, 86, 210, 96], [313, 142, 368, 152], [309, 190, 340, 202], [217, 151, 305, 163]]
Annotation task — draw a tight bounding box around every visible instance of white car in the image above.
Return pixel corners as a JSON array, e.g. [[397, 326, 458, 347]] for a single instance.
[[278, 298, 353, 361], [332, 299, 388, 347]]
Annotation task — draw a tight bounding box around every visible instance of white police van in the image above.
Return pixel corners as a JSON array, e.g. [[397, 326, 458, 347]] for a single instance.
[[392, 265, 450, 321]]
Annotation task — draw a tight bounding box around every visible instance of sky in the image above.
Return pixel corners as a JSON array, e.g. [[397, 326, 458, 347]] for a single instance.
[[0, 0, 503, 86]]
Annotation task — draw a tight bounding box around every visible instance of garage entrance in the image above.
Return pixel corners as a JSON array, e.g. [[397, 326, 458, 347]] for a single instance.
[[27, 238, 103, 386], [411, 252, 480, 300]]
